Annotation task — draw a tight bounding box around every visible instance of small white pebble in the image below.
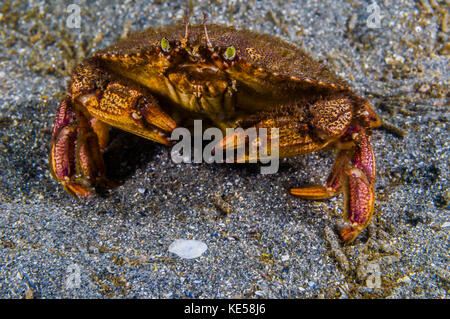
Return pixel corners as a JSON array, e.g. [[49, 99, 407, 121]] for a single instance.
[[393, 54, 405, 63], [441, 222, 450, 228], [168, 239, 207, 259], [397, 276, 411, 284]]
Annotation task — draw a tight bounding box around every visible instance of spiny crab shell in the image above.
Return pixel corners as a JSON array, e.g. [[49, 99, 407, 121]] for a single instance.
[[50, 18, 381, 243]]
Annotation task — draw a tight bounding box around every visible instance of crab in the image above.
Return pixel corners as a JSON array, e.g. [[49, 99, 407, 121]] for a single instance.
[[50, 16, 381, 243]]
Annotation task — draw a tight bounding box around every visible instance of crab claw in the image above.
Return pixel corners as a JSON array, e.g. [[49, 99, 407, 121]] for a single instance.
[[214, 117, 328, 163], [340, 132, 376, 243], [291, 132, 376, 244], [49, 96, 108, 198], [340, 168, 375, 242]]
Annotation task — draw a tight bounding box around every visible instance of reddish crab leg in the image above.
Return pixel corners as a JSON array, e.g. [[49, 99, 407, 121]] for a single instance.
[[340, 132, 376, 243], [50, 62, 178, 198], [291, 132, 376, 243], [50, 96, 106, 197]]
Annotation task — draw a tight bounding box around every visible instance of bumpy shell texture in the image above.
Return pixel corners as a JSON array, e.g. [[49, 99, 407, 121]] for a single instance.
[[95, 24, 350, 90]]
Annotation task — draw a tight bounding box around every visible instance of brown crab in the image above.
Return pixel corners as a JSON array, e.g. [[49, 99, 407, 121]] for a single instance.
[[50, 16, 381, 243]]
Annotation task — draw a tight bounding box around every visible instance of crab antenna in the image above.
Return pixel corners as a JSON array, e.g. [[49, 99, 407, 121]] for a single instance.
[[203, 13, 213, 50], [183, 8, 190, 41]]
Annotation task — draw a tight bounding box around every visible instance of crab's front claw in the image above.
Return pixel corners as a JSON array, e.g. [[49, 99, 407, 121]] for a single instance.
[[214, 116, 328, 163], [340, 133, 376, 243], [291, 132, 376, 244], [340, 167, 375, 242], [50, 96, 108, 198]]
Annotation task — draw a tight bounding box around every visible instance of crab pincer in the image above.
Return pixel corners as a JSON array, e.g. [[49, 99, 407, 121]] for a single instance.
[[291, 128, 378, 243], [50, 95, 107, 197], [50, 61, 177, 198]]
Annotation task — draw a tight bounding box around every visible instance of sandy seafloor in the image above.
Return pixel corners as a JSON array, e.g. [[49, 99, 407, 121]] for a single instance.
[[0, 0, 448, 298]]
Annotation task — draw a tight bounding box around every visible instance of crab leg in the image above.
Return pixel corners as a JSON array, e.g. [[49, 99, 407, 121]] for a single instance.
[[50, 96, 107, 197], [290, 149, 350, 199], [291, 132, 376, 243], [72, 62, 176, 145], [340, 132, 376, 243], [50, 61, 177, 197], [215, 116, 328, 162]]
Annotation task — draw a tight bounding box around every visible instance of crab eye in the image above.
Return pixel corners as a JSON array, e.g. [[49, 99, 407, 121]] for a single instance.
[[224, 46, 236, 60], [161, 37, 170, 52]]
